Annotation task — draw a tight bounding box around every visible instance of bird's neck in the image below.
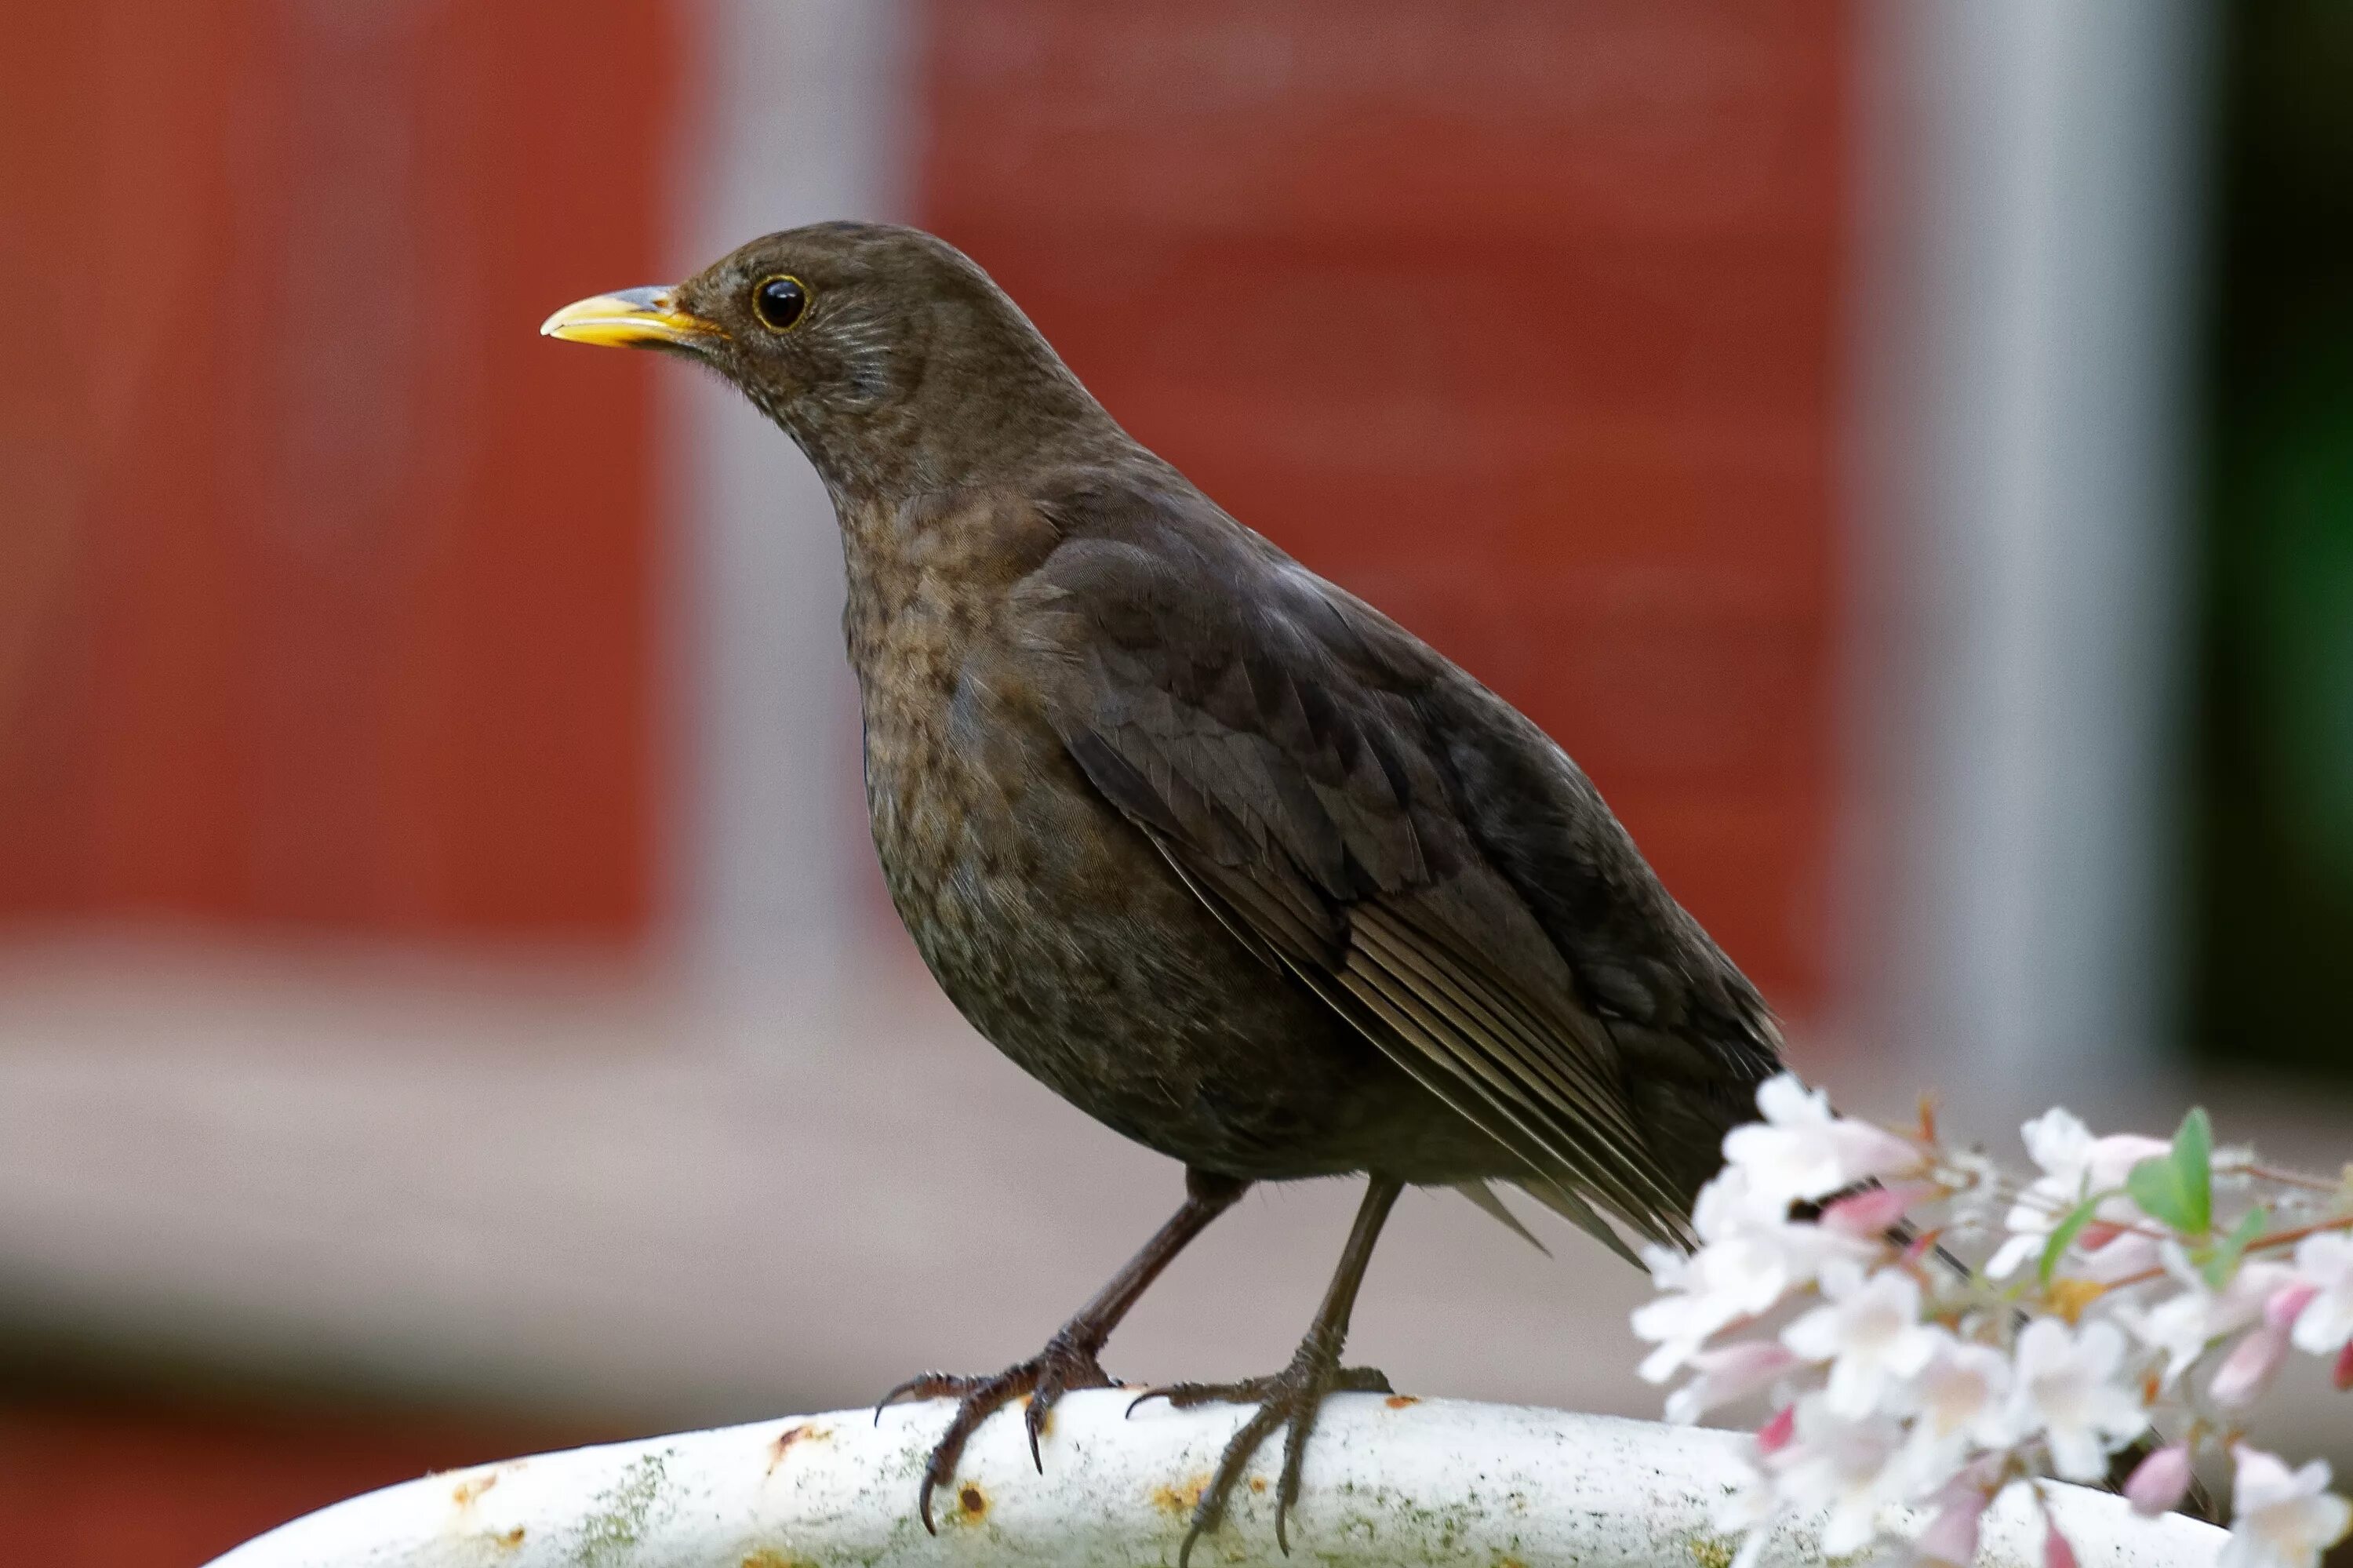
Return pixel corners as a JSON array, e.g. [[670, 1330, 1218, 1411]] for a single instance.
[[780, 304, 1133, 510], [803, 408, 1127, 516], [778, 318, 1144, 683], [831, 484, 1063, 707], [807, 396, 1140, 682]]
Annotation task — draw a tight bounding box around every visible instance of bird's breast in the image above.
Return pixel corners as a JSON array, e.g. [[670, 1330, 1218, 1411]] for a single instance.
[[838, 580, 1398, 1173]]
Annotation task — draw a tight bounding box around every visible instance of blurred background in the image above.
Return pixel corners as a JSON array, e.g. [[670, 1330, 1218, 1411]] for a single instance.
[[2, 1, 2348, 1561]]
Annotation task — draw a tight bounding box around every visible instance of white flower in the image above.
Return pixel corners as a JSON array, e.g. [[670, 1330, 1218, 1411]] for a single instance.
[[1713, 1457, 1780, 1568], [1714, 1453, 1778, 1534], [2286, 1231, 2353, 1357], [1635, 1165, 1873, 1383], [1634, 1230, 1828, 1381], [1781, 1263, 1943, 1419], [1692, 1162, 1785, 1241], [1721, 1075, 1922, 1213], [2119, 1287, 2231, 1388], [1986, 1231, 2045, 1282], [2118, 1255, 2298, 1387], [1988, 1110, 2169, 1278], [1897, 1336, 2016, 1487], [1940, 1147, 2006, 1231], [2021, 1108, 2171, 1193], [1995, 1225, 2165, 1288], [2092, 1235, 2168, 1287], [1633, 1225, 1783, 1382], [2006, 1318, 2149, 1482], [2220, 1446, 2353, 1568], [1765, 1394, 1909, 1558], [1633, 1287, 1740, 1384], [1664, 1338, 1800, 1424], [1633, 1233, 1787, 1383]]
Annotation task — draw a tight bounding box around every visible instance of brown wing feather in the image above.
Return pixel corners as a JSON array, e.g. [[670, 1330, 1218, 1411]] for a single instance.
[[1015, 504, 1711, 1245], [1156, 825, 1664, 1251]]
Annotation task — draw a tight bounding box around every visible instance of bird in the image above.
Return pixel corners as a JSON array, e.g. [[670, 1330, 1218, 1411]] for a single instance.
[[542, 222, 1783, 1564]]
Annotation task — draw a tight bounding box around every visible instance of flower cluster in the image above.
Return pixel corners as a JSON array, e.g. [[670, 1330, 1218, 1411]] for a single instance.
[[1632, 1079, 2353, 1567]]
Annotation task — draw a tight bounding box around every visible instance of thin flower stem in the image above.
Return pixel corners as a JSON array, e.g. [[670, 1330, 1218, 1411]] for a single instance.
[[2093, 1213, 2353, 1293], [1997, 1184, 2175, 1242], [2243, 1214, 2353, 1254], [2246, 1165, 2341, 1194]]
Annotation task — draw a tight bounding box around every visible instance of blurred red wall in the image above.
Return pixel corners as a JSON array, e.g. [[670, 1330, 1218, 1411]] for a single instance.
[[922, 0, 1847, 1007], [0, 1394, 604, 1568], [0, 0, 1847, 994], [0, 0, 675, 940]]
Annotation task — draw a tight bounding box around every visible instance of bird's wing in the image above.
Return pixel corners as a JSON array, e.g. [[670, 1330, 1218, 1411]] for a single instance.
[[1407, 660, 1785, 1207], [1009, 482, 1707, 1246]]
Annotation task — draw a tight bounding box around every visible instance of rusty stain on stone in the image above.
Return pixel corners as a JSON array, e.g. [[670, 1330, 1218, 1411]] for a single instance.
[[740, 1551, 816, 1568], [1384, 1394, 1421, 1409], [1150, 1475, 1208, 1515], [494, 1526, 526, 1549], [956, 1483, 989, 1522], [766, 1421, 829, 1475], [452, 1471, 500, 1510]]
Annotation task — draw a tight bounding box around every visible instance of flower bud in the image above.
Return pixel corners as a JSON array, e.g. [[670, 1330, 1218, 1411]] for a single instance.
[[1756, 1402, 1795, 1455], [1915, 1482, 1991, 1565], [2125, 1442, 2195, 1517], [2334, 1341, 2353, 1393], [1819, 1183, 1923, 1238], [2265, 1280, 2319, 1333], [2210, 1323, 2290, 1408], [2044, 1517, 2081, 1568], [1667, 1340, 1799, 1424]]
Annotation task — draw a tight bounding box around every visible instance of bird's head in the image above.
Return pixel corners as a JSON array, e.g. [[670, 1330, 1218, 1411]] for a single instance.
[[542, 221, 1122, 501]]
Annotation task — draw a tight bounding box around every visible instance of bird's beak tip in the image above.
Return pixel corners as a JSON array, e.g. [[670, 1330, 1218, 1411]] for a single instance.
[[540, 286, 718, 350]]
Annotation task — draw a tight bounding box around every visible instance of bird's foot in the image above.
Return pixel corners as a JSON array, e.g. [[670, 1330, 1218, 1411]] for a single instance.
[[1128, 1345, 1393, 1566], [874, 1329, 1115, 1532]]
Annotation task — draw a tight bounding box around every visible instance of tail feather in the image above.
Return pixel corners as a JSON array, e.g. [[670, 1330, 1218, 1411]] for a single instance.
[[1513, 1175, 1642, 1267], [1452, 1180, 1551, 1256]]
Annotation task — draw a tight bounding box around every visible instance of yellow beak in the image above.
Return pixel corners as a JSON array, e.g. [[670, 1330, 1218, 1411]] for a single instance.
[[539, 286, 722, 350]]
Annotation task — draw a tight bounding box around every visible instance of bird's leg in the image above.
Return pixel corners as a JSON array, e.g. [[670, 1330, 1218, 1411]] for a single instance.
[[876, 1166, 1249, 1532], [1129, 1173, 1405, 1566]]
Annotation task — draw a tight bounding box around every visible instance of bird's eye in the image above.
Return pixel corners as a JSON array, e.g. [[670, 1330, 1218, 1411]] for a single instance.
[[752, 274, 810, 332]]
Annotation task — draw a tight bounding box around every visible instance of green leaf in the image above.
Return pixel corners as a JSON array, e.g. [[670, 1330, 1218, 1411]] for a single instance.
[[2202, 1206, 2269, 1289], [2128, 1107, 2214, 1236], [2039, 1194, 2109, 1285], [2176, 1107, 2213, 1212]]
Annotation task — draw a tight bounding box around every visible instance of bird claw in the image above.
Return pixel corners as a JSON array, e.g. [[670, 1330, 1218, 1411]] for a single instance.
[[1129, 1352, 1392, 1566], [875, 1330, 1114, 1532]]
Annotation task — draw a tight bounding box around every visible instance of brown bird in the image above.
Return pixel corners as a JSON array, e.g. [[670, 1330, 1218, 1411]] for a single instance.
[[543, 223, 1780, 1563]]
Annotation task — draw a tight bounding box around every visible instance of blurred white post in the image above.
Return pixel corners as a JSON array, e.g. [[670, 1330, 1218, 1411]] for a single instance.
[[1845, 0, 2213, 1116], [661, 0, 913, 1037]]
